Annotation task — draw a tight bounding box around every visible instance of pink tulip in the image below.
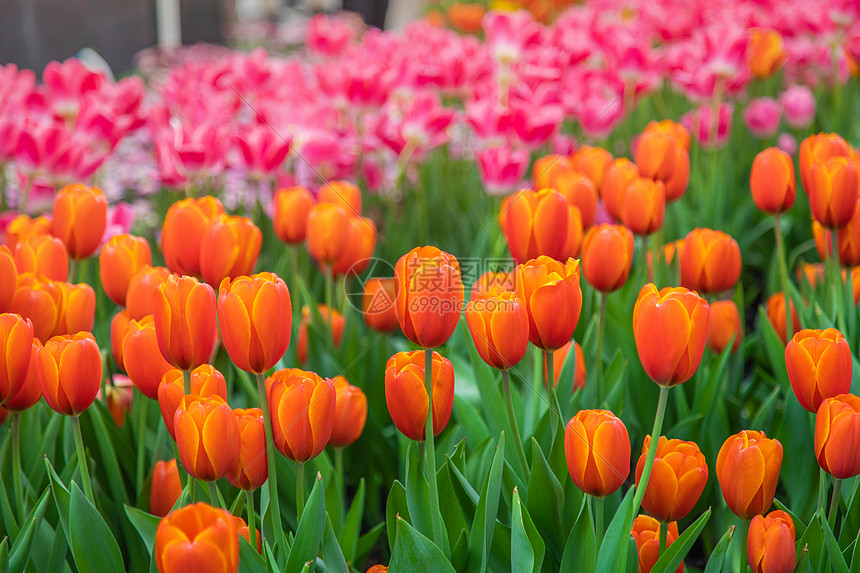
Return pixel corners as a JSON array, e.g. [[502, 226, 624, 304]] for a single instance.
[[780, 85, 816, 129], [682, 103, 734, 150], [476, 146, 529, 196], [743, 97, 782, 138]]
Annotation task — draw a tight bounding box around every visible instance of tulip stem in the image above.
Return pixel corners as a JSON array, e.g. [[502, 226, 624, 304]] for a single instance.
[[739, 519, 749, 573], [72, 415, 95, 504], [650, 233, 663, 287], [595, 496, 604, 551], [334, 447, 345, 507], [424, 348, 444, 549], [829, 230, 848, 336], [773, 215, 794, 340], [502, 370, 529, 477], [296, 461, 305, 522], [659, 520, 667, 562], [68, 259, 78, 284], [11, 413, 25, 517], [246, 490, 257, 553], [135, 394, 148, 492], [595, 293, 607, 408], [182, 369, 190, 396], [632, 386, 669, 517], [20, 177, 32, 214], [545, 350, 562, 443], [255, 372, 286, 550], [207, 481, 221, 507], [828, 478, 842, 530]]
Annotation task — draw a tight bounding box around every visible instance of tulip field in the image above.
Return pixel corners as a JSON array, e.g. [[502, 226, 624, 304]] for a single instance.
[[3, 1, 860, 572]]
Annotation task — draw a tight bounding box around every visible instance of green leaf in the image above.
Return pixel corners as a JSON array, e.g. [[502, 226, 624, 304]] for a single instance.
[[124, 505, 160, 555], [560, 497, 595, 573], [8, 490, 49, 573], [525, 438, 565, 560], [338, 478, 365, 563], [285, 472, 326, 573], [238, 536, 268, 573], [405, 443, 434, 541], [321, 515, 349, 573], [389, 516, 456, 573], [819, 512, 850, 573], [386, 481, 409, 553], [68, 483, 124, 573], [851, 533, 860, 573], [511, 487, 544, 573], [595, 487, 635, 572], [355, 522, 385, 566], [468, 432, 505, 573], [44, 458, 71, 541], [0, 538, 8, 573], [795, 507, 824, 565], [651, 508, 711, 573], [451, 528, 469, 572], [704, 525, 735, 573]]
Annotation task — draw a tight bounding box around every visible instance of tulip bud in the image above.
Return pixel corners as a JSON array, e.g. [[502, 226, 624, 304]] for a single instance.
[[267, 368, 335, 462], [799, 133, 851, 193], [808, 156, 858, 229], [620, 178, 666, 236], [200, 215, 262, 287], [273, 186, 315, 244], [8, 273, 63, 342], [318, 180, 362, 215], [161, 196, 225, 276], [750, 148, 796, 215], [764, 292, 801, 344], [503, 188, 570, 263], [707, 300, 743, 354], [155, 502, 238, 573], [232, 515, 262, 554], [150, 459, 182, 517], [0, 313, 34, 405], [716, 430, 783, 519], [306, 203, 350, 265], [0, 245, 17, 313], [123, 315, 175, 400], [631, 516, 683, 573], [748, 511, 795, 573], [634, 436, 708, 522], [747, 28, 785, 78], [217, 273, 291, 374], [635, 129, 677, 183], [37, 331, 102, 416], [51, 183, 108, 260], [680, 228, 742, 294], [572, 145, 612, 191], [362, 278, 399, 333], [14, 234, 68, 281], [158, 365, 227, 439], [465, 292, 529, 370], [633, 284, 710, 387], [152, 275, 217, 371], [564, 409, 630, 497], [331, 216, 377, 277], [815, 394, 860, 479], [175, 394, 241, 481], [126, 266, 172, 320], [385, 351, 455, 441], [394, 246, 464, 349], [329, 376, 368, 448], [785, 329, 852, 413], [514, 256, 582, 351], [227, 408, 268, 490], [296, 305, 345, 366], [55, 281, 95, 336], [105, 375, 133, 428], [546, 341, 586, 392], [99, 234, 152, 306], [533, 156, 599, 228], [581, 224, 634, 293], [4, 339, 42, 412], [601, 158, 639, 221]]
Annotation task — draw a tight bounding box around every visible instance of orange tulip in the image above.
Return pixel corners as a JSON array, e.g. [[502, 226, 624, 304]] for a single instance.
[[581, 224, 635, 293], [564, 409, 630, 497], [601, 158, 639, 221], [502, 188, 569, 263], [716, 430, 783, 519], [637, 121, 690, 202], [707, 300, 743, 354], [161, 196, 225, 276], [465, 292, 529, 370], [533, 157, 599, 229], [546, 341, 586, 392], [126, 266, 172, 320], [750, 148, 796, 215], [631, 516, 683, 573], [634, 436, 708, 522], [158, 365, 227, 439], [150, 459, 182, 517], [99, 234, 152, 306], [680, 228, 742, 294], [799, 133, 851, 193], [123, 315, 175, 400], [0, 313, 34, 405], [785, 328, 852, 413], [5, 214, 51, 253], [447, 2, 485, 33], [306, 203, 350, 265], [513, 256, 582, 351], [797, 262, 826, 289], [362, 278, 399, 333], [620, 178, 665, 236], [200, 215, 262, 287], [814, 198, 860, 266], [51, 183, 108, 260], [105, 375, 133, 428], [572, 145, 612, 191], [226, 408, 268, 490], [217, 272, 291, 374], [296, 304, 345, 366], [329, 376, 367, 448], [633, 284, 710, 387], [273, 186, 315, 244], [36, 331, 102, 416], [232, 515, 262, 554], [55, 281, 95, 336], [153, 275, 217, 371], [154, 502, 238, 573], [8, 273, 62, 342], [394, 246, 464, 349], [0, 245, 16, 312], [808, 156, 858, 229], [4, 339, 42, 412], [110, 309, 131, 370], [815, 394, 860, 479], [765, 292, 801, 344], [470, 271, 514, 299], [747, 28, 785, 78], [385, 350, 455, 441], [267, 368, 335, 462], [318, 180, 362, 215], [175, 394, 240, 481], [747, 510, 795, 573], [532, 154, 575, 192], [366, 566, 389, 573], [331, 216, 377, 277], [14, 234, 68, 281]]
